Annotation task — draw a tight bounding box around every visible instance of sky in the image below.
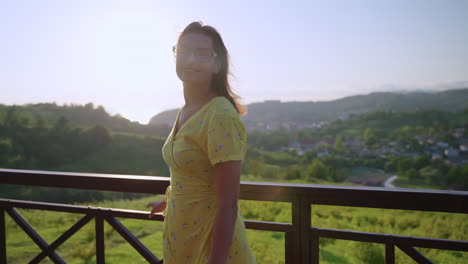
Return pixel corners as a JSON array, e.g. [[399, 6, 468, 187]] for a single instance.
[[1, 0, 467, 124]]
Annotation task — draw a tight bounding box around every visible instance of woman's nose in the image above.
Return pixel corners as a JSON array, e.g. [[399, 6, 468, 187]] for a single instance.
[[185, 52, 197, 63]]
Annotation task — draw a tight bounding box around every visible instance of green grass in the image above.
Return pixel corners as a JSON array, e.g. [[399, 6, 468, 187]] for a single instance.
[[394, 175, 445, 190], [5, 193, 467, 264], [241, 173, 358, 186]]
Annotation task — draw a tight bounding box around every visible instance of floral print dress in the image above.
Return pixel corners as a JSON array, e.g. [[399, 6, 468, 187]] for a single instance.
[[161, 96, 256, 264]]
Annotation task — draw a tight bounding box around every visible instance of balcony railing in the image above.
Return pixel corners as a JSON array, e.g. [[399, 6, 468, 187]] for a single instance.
[[0, 168, 467, 264]]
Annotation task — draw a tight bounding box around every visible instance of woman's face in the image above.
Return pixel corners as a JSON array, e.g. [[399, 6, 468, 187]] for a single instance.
[[175, 33, 220, 86]]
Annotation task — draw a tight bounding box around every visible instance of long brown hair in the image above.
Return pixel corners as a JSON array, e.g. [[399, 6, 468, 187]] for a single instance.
[[178, 21, 247, 116]]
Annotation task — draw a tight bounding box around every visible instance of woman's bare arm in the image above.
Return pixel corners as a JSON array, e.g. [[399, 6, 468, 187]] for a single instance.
[[208, 160, 242, 264]]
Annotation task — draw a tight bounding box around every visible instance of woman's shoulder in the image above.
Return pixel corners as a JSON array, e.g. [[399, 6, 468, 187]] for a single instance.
[[209, 96, 239, 117]]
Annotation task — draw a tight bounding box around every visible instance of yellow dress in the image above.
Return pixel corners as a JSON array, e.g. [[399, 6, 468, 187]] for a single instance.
[[161, 96, 257, 264]]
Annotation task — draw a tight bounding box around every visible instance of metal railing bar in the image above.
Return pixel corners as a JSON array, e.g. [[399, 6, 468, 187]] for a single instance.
[[397, 244, 433, 264], [0, 198, 165, 221], [106, 217, 160, 264], [315, 227, 468, 251], [243, 219, 292, 232], [2, 169, 467, 213], [0, 168, 169, 195], [5, 208, 65, 264], [29, 214, 94, 264], [0, 198, 292, 232]]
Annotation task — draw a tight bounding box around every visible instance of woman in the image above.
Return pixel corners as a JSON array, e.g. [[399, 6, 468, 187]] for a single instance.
[[147, 21, 256, 264]]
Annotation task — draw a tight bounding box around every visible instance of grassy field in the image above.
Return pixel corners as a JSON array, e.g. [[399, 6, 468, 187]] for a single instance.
[[4, 193, 467, 264], [393, 175, 445, 190]]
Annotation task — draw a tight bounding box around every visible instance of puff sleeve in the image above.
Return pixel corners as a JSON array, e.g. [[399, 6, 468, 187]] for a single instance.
[[207, 113, 247, 165]]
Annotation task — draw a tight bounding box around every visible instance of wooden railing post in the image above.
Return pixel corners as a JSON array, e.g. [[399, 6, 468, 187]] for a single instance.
[[1, 208, 6, 264], [292, 195, 312, 264], [386, 243, 395, 264], [300, 196, 311, 264], [311, 227, 319, 264], [285, 231, 294, 264], [291, 196, 301, 263], [95, 215, 105, 264]]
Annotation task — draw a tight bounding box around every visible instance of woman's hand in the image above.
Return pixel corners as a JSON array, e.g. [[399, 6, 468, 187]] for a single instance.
[[146, 200, 167, 219]]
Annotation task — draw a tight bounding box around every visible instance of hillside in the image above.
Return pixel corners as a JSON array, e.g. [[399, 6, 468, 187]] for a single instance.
[[0, 102, 171, 137], [149, 88, 468, 125]]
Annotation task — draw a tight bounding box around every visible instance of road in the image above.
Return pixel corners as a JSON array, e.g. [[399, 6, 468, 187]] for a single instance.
[[383, 175, 398, 188]]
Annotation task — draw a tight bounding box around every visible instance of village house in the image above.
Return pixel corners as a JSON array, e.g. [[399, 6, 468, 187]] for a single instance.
[[445, 148, 460, 158], [460, 144, 468, 152], [432, 152, 443, 160], [436, 141, 449, 148]]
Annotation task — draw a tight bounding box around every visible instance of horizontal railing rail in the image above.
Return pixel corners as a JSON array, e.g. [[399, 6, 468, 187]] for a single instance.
[[1, 168, 467, 264]]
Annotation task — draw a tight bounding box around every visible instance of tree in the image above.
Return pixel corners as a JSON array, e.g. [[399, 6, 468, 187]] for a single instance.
[[84, 102, 94, 110], [53, 116, 71, 133], [406, 168, 420, 182], [0, 137, 12, 165], [414, 155, 430, 170], [85, 125, 111, 151], [462, 165, 468, 190], [330, 168, 346, 182], [285, 165, 303, 180], [364, 128, 378, 148], [397, 157, 414, 175], [419, 166, 441, 185], [446, 167, 461, 185], [334, 136, 345, 154], [5, 108, 33, 129], [384, 156, 398, 172], [305, 159, 330, 181], [34, 116, 48, 129], [243, 156, 266, 177]]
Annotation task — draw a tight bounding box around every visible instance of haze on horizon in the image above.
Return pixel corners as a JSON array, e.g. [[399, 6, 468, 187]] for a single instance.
[[1, 0, 467, 124]]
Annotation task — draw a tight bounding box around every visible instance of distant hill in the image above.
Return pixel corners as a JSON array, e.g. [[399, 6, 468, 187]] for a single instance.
[[149, 88, 468, 125], [148, 108, 179, 126], [0, 102, 171, 137]]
